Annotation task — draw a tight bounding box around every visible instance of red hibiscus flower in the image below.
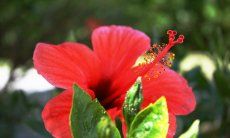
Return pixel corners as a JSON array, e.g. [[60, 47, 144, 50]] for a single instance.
[[33, 25, 195, 138]]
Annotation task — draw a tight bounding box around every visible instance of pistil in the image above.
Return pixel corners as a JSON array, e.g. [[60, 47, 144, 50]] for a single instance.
[[136, 30, 185, 78]]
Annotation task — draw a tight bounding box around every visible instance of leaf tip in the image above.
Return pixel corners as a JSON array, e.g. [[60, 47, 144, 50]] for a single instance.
[[155, 96, 167, 107]]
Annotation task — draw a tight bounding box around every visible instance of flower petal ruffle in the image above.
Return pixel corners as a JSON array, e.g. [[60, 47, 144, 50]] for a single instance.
[[92, 25, 150, 77], [33, 42, 101, 91], [42, 90, 72, 138], [167, 113, 176, 138], [142, 64, 196, 115]]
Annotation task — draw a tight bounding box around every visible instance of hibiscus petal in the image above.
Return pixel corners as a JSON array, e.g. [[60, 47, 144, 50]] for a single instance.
[[142, 64, 196, 115], [42, 90, 73, 138], [92, 25, 150, 77], [107, 107, 122, 121], [33, 42, 101, 90], [167, 114, 176, 138], [92, 25, 150, 105]]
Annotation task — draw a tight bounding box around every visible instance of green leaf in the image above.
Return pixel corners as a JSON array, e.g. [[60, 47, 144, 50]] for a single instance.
[[97, 116, 121, 138], [128, 97, 169, 138], [179, 120, 200, 138], [123, 77, 143, 129], [70, 84, 121, 138]]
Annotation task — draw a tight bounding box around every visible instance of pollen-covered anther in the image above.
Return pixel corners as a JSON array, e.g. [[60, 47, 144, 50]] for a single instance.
[[144, 64, 166, 80], [135, 29, 184, 78], [161, 52, 175, 67]]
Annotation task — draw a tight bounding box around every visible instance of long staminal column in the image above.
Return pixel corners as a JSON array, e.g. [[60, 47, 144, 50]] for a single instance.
[[136, 30, 185, 77]]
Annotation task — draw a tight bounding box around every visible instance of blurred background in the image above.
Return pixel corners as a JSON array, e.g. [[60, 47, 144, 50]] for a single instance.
[[0, 0, 229, 137]]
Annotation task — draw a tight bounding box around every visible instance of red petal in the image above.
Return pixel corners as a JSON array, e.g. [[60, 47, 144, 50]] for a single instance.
[[142, 64, 196, 115], [92, 25, 150, 77], [107, 107, 122, 121], [167, 114, 176, 138], [42, 90, 73, 138], [33, 42, 101, 90], [92, 25, 150, 105]]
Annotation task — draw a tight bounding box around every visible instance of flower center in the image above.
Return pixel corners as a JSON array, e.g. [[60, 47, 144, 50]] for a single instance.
[[135, 30, 184, 79], [89, 79, 115, 109], [90, 30, 185, 109]]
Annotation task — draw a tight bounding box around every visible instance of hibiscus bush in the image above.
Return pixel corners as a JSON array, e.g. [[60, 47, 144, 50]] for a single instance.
[[0, 0, 229, 138]]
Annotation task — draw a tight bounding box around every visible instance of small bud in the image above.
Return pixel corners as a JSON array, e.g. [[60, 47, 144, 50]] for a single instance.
[[122, 77, 143, 129]]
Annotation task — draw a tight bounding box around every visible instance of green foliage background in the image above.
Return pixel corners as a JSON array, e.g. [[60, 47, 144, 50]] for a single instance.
[[0, 0, 229, 137]]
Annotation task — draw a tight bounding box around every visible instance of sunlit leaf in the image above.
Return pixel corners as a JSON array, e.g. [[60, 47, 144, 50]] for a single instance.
[[97, 116, 121, 138], [128, 97, 169, 138], [179, 120, 200, 138]]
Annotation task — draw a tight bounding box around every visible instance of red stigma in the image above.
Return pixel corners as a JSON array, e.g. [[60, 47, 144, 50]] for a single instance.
[[167, 30, 185, 45], [153, 29, 185, 65]]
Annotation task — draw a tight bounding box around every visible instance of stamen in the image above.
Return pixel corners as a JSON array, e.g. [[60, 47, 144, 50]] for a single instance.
[[161, 52, 175, 67], [135, 30, 185, 79]]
